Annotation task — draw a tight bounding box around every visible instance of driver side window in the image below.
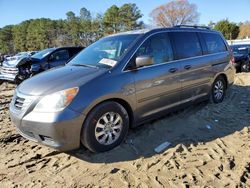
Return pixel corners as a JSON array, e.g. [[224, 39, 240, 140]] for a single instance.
[[127, 33, 174, 69], [49, 50, 69, 62]]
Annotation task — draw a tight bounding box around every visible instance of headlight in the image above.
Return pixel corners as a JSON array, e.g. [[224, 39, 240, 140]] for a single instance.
[[33, 87, 79, 112]]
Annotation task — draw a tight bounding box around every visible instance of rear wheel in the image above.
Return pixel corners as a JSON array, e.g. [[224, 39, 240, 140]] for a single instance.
[[211, 76, 226, 103], [81, 101, 129, 152]]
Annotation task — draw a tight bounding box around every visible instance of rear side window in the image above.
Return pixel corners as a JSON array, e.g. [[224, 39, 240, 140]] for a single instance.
[[202, 33, 227, 54], [171, 32, 202, 59]]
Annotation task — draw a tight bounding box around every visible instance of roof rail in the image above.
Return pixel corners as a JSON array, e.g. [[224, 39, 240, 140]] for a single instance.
[[174, 25, 211, 30]]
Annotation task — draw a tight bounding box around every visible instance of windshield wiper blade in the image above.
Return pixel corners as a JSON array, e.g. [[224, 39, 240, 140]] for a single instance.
[[72, 64, 98, 69]]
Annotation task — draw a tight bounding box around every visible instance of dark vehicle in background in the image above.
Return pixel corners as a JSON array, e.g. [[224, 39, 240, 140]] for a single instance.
[[230, 44, 250, 72], [10, 26, 235, 153], [0, 47, 83, 83]]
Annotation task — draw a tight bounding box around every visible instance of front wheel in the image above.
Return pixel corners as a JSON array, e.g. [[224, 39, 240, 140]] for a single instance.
[[211, 76, 226, 103], [81, 101, 129, 153]]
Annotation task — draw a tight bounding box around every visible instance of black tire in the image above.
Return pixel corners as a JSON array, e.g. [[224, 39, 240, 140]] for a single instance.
[[240, 60, 250, 72], [211, 76, 226, 103], [14, 78, 22, 85], [81, 101, 129, 153]]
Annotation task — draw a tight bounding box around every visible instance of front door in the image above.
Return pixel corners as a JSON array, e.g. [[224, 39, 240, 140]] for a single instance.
[[49, 49, 70, 68], [127, 33, 182, 121]]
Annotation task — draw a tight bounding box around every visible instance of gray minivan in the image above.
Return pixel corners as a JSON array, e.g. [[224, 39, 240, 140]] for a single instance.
[[9, 26, 235, 152]]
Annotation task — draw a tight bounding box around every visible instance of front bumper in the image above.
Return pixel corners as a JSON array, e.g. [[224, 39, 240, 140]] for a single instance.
[[0, 73, 17, 82], [9, 91, 85, 151], [0, 66, 18, 82]]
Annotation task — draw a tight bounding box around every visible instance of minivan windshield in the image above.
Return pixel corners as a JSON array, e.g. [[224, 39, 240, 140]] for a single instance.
[[31, 48, 55, 60], [68, 34, 140, 68]]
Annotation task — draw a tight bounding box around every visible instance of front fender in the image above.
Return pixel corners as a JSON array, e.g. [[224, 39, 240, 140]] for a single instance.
[[81, 93, 135, 117], [30, 63, 41, 73]]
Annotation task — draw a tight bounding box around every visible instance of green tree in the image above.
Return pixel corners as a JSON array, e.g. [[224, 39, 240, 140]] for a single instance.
[[0, 25, 14, 54], [53, 19, 69, 46], [25, 19, 56, 50], [103, 4, 143, 34], [79, 7, 93, 46], [119, 3, 143, 30], [0, 4, 144, 53], [66, 11, 81, 45], [80, 7, 91, 21], [103, 5, 120, 34], [214, 19, 239, 40], [91, 13, 105, 41], [12, 21, 30, 52]]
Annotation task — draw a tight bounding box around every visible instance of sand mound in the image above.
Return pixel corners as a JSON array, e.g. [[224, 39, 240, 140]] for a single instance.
[[0, 74, 250, 187]]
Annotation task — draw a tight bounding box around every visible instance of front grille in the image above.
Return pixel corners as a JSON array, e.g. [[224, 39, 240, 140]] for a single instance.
[[13, 93, 33, 111], [14, 96, 25, 110], [0, 66, 18, 75]]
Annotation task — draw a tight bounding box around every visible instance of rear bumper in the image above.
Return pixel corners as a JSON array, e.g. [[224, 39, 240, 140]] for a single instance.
[[10, 103, 85, 151]]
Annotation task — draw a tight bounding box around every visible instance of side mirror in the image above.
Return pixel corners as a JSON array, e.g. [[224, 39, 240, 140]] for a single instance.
[[135, 55, 153, 68]]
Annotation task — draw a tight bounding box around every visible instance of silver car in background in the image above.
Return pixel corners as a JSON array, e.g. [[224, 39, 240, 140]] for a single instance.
[[9, 26, 235, 152], [0, 51, 37, 82]]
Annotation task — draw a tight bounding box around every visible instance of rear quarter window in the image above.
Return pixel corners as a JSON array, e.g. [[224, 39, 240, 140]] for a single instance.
[[201, 33, 227, 54], [171, 32, 202, 60]]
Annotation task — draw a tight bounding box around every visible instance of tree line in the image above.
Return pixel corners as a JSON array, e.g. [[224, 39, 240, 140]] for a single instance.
[[0, 3, 143, 54], [212, 20, 250, 41], [1, 0, 250, 55], [150, 0, 250, 41]]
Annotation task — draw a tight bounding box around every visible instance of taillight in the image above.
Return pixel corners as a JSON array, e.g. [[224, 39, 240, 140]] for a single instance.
[[229, 47, 235, 65]]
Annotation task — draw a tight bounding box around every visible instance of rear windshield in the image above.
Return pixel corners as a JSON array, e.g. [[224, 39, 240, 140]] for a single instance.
[[201, 33, 227, 54]]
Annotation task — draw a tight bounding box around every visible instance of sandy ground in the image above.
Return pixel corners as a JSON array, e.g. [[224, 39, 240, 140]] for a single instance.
[[0, 73, 250, 188]]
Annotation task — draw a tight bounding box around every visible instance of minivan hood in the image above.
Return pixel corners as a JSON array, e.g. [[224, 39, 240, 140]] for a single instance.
[[18, 65, 106, 96]]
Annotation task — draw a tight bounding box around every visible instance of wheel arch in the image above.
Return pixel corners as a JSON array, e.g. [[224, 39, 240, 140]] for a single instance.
[[83, 98, 135, 128], [213, 73, 228, 89]]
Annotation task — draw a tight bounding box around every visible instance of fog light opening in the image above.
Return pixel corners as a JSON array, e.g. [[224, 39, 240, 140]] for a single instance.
[[39, 135, 53, 142]]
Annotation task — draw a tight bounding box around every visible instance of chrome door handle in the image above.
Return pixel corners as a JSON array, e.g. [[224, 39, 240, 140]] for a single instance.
[[184, 65, 191, 70], [169, 68, 178, 73]]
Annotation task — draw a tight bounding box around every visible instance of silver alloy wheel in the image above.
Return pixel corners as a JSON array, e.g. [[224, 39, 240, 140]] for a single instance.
[[95, 112, 123, 145], [214, 80, 224, 100]]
